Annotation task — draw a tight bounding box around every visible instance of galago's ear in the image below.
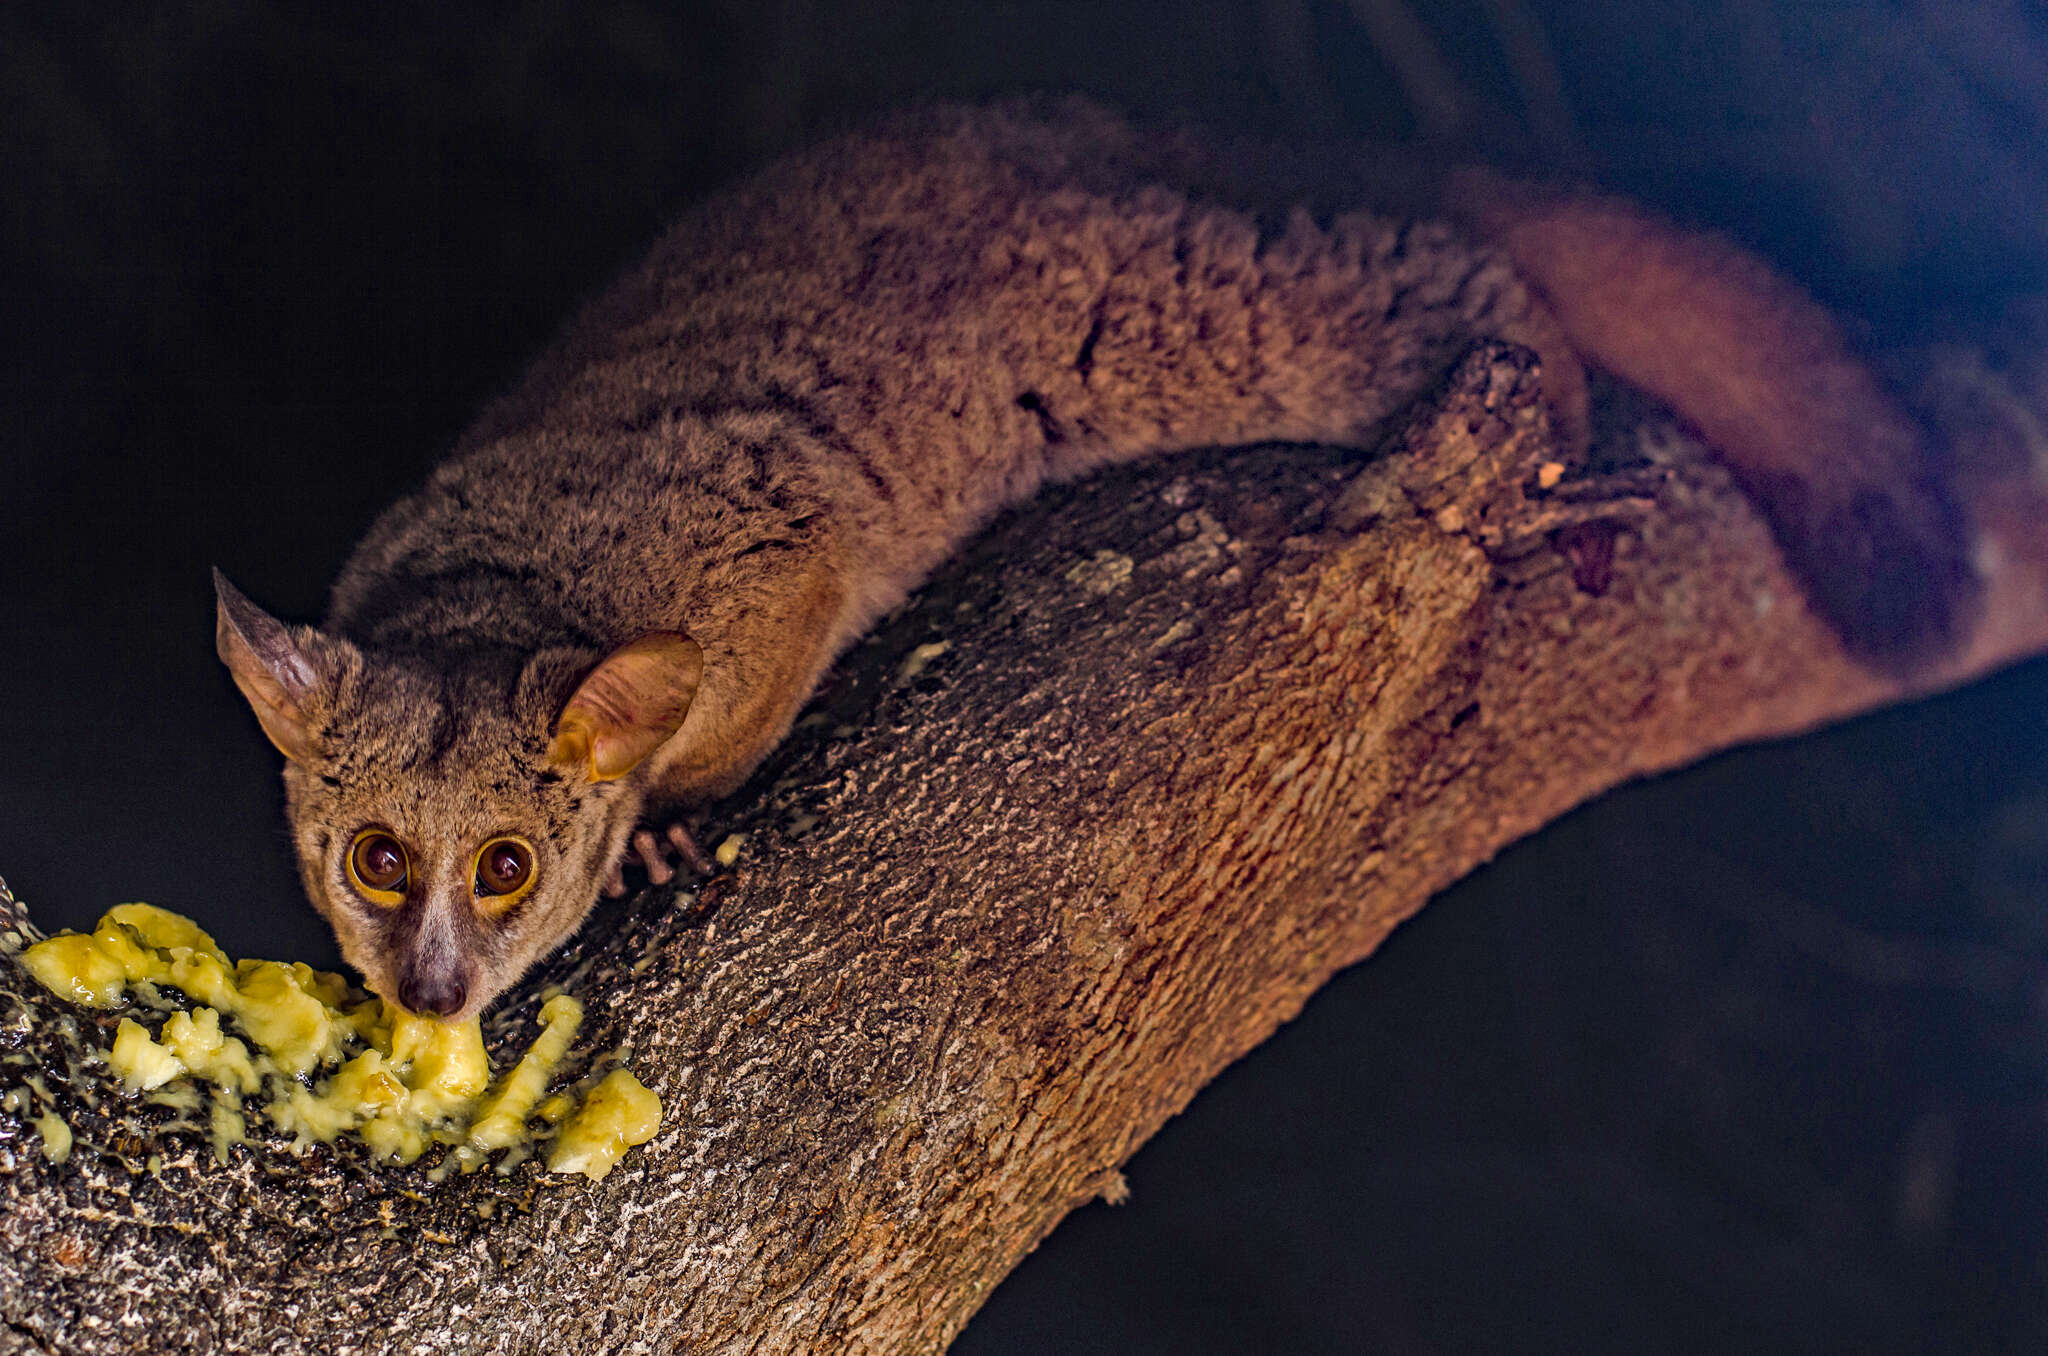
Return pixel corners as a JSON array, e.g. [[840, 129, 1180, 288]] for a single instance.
[[548, 633, 703, 782], [213, 568, 329, 762]]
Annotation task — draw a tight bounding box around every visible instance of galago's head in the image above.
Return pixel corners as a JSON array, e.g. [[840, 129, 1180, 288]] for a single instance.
[[212, 571, 701, 1020]]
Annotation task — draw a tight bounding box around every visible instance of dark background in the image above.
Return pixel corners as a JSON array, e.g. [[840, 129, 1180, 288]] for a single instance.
[[5, 3, 2048, 1351]]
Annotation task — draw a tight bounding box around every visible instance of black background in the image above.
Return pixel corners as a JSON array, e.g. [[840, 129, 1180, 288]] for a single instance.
[[5, 3, 2048, 1351]]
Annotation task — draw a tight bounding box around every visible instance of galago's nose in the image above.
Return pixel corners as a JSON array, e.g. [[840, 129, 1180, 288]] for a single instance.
[[398, 971, 468, 1018]]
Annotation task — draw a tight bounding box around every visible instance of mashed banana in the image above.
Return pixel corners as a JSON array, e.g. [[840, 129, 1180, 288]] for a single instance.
[[13, 903, 660, 1181]]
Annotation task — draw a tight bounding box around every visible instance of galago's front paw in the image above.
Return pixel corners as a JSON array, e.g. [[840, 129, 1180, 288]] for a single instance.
[[602, 822, 718, 898]]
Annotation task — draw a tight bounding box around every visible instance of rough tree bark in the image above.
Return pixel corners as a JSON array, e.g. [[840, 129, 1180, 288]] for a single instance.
[[3, 343, 2047, 1354]]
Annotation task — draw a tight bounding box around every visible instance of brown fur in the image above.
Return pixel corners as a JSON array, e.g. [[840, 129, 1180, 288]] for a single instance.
[[215, 98, 1978, 1019], [1447, 167, 1976, 656]]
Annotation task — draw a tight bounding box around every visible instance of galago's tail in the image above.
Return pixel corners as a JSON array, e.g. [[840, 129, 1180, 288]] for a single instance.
[[1448, 167, 1979, 670]]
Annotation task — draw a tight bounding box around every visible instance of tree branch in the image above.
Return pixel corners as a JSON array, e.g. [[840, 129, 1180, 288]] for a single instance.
[[4, 344, 2046, 1353]]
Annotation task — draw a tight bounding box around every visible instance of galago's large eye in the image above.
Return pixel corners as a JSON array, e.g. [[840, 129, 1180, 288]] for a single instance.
[[473, 836, 535, 913], [347, 829, 409, 906]]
